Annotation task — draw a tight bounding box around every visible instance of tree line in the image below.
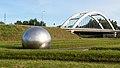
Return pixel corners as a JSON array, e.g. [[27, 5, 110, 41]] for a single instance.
[[77, 19, 119, 30], [0, 21, 5, 24], [14, 18, 46, 26]]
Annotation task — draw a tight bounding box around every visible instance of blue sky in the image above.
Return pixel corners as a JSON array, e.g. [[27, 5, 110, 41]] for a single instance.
[[0, 0, 120, 26]]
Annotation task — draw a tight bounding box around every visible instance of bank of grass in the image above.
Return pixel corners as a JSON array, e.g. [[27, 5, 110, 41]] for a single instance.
[[0, 24, 79, 41], [0, 25, 30, 41], [44, 27, 79, 40], [0, 59, 120, 68]]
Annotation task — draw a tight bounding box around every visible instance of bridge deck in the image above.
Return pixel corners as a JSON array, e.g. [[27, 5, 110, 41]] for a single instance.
[[62, 28, 120, 33]]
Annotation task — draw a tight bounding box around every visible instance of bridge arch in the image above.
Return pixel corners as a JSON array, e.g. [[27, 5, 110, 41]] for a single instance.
[[61, 11, 115, 30]]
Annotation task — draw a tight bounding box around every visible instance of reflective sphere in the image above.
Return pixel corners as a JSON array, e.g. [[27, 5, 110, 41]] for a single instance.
[[22, 27, 51, 49]]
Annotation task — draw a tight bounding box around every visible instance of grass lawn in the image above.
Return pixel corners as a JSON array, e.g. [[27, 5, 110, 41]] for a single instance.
[[0, 38, 120, 67], [0, 59, 120, 68], [1, 38, 120, 49]]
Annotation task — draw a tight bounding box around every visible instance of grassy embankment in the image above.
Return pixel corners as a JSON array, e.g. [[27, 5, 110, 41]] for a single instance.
[[1, 25, 120, 67], [0, 24, 79, 41]]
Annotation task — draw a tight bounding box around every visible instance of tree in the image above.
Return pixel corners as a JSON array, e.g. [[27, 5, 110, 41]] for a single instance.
[[79, 18, 118, 29], [0, 21, 5, 24], [35, 21, 40, 26], [34, 18, 40, 26], [98, 19, 112, 29], [43, 23, 46, 26], [80, 19, 101, 28], [23, 21, 29, 25], [28, 18, 41, 26], [15, 21, 22, 25], [14, 18, 47, 26], [29, 19, 35, 25], [40, 21, 46, 26], [111, 20, 118, 29]]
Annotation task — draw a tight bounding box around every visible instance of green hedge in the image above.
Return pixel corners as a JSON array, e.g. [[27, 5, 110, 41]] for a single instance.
[[0, 49, 120, 62]]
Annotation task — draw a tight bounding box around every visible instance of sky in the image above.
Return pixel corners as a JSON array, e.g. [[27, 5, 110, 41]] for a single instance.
[[0, 0, 120, 26]]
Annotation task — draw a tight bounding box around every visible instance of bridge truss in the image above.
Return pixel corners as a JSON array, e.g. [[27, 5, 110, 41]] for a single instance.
[[60, 11, 115, 30], [60, 11, 120, 37]]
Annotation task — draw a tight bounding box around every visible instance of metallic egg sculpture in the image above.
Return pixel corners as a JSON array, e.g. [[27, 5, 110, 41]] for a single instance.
[[22, 27, 51, 49]]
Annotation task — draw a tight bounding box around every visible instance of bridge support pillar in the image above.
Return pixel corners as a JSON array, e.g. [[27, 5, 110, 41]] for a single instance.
[[114, 32, 117, 37], [70, 30, 74, 34]]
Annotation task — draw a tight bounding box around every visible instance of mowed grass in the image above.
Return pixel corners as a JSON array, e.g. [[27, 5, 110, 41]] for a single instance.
[[0, 24, 79, 41], [0, 60, 120, 68], [0, 39, 120, 61], [0, 39, 120, 67], [1, 25, 120, 67], [51, 38, 120, 49], [0, 38, 120, 49]]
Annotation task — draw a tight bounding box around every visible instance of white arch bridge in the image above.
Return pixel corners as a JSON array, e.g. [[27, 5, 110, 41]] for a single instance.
[[60, 11, 120, 37]]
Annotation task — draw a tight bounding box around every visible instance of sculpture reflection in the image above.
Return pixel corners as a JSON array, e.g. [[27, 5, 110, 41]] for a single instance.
[[22, 27, 51, 49]]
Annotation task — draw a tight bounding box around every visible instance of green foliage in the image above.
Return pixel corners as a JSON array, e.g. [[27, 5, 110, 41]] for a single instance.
[[80, 19, 101, 28], [80, 19, 118, 29], [110, 20, 118, 29], [29, 19, 35, 25], [0, 21, 5, 24], [23, 21, 29, 25], [40, 21, 46, 26], [99, 19, 111, 29], [15, 21, 22, 25], [14, 18, 46, 26]]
